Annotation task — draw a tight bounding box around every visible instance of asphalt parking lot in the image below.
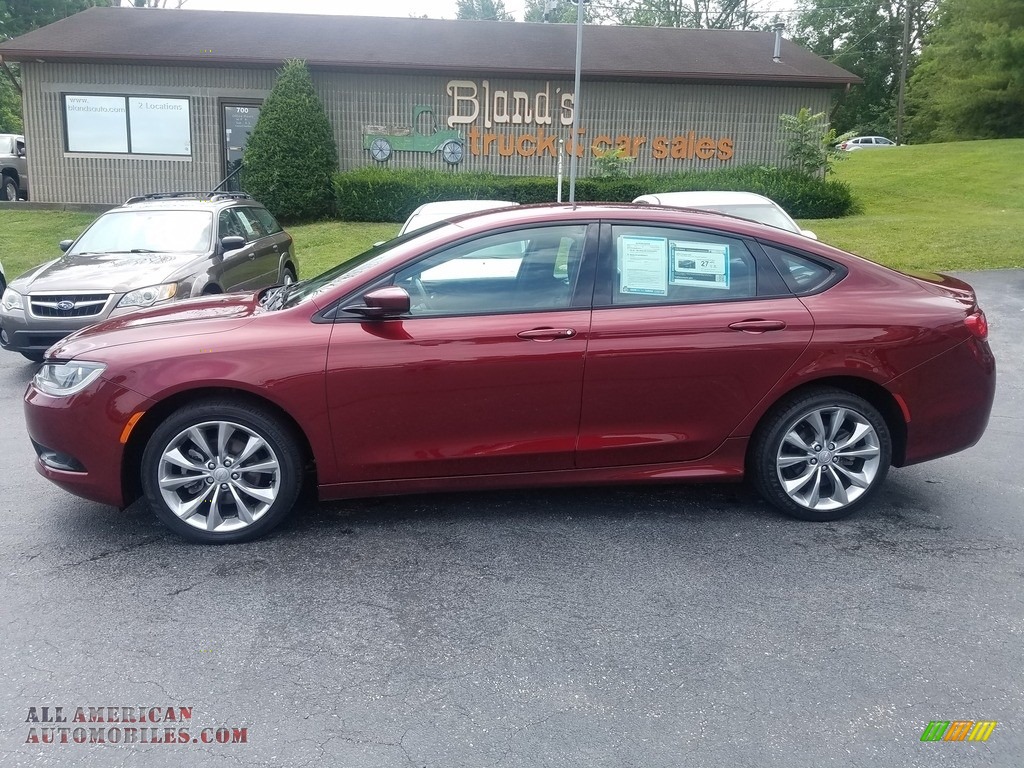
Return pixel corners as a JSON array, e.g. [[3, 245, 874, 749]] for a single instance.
[[1, 269, 1021, 767]]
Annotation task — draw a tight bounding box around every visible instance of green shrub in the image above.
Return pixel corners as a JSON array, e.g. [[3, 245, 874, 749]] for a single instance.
[[334, 165, 855, 222], [243, 60, 338, 222]]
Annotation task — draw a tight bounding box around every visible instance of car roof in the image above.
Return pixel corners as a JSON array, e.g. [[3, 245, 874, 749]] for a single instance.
[[632, 191, 776, 207], [112, 193, 262, 212]]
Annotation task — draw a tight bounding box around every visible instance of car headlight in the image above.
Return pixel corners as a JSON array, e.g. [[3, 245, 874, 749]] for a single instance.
[[1, 287, 24, 311], [117, 283, 177, 309], [33, 361, 107, 397]]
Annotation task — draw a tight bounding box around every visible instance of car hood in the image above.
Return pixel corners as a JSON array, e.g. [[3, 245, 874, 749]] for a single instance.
[[12, 251, 205, 294], [47, 293, 259, 359]]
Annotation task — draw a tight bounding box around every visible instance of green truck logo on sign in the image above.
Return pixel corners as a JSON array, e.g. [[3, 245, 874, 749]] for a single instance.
[[362, 106, 464, 164]]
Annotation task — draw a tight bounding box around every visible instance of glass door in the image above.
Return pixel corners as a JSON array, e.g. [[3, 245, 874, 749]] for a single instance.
[[222, 103, 262, 192]]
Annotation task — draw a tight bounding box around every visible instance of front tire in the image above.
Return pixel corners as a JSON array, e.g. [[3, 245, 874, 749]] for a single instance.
[[750, 388, 891, 522], [1, 175, 18, 201], [141, 400, 303, 543]]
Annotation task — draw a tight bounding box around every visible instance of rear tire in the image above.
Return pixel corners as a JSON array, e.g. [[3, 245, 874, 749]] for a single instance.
[[141, 400, 303, 543], [282, 265, 297, 284], [750, 387, 891, 522]]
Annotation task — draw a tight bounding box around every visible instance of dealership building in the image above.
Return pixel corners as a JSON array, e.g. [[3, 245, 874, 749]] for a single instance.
[[0, 7, 858, 205]]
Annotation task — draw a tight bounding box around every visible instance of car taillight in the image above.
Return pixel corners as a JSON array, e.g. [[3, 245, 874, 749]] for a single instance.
[[965, 309, 988, 341]]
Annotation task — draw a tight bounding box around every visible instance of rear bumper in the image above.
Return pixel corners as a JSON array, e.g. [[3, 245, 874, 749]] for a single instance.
[[24, 377, 154, 507], [890, 337, 996, 466]]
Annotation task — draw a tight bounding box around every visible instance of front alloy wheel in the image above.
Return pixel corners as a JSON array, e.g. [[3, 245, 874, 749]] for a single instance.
[[141, 401, 302, 543], [751, 388, 891, 521]]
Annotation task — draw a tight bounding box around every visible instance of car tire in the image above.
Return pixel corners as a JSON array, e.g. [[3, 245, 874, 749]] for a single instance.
[[1, 175, 18, 201], [750, 387, 891, 522], [282, 265, 297, 284], [141, 400, 303, 543]]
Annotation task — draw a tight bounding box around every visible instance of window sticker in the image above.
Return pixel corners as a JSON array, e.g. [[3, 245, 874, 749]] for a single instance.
[[619, 235, 668, 296], [670, 241, 730, 289]]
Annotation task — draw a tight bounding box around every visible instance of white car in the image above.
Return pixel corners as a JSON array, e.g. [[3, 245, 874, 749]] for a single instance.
[[839, 136, 896, 151], [399, 200, 518, 235], [632, 191, 817, 239]]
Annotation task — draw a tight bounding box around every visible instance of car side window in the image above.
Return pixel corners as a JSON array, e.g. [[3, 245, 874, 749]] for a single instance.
[[249, 207, 283, 235], [762, 244, 839, 294], [233, 208, 268, 240], [218, 210, 246, 241], [608, 225, 756, 306], [392, 225, 587, 316]]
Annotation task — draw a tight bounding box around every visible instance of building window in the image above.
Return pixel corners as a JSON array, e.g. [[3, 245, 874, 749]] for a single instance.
[[63, 94, 192, 156]]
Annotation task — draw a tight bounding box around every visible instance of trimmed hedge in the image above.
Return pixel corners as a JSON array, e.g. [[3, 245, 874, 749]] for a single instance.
[[334, 165, 855, 223]]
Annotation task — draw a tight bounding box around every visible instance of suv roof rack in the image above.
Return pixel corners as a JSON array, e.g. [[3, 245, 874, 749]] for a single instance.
[[122, 191, 254, 205]]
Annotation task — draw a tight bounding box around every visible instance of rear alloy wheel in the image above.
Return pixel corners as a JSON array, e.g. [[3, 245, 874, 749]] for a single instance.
[[751, 388, 891, 522], [141, 401, 303, 543], [282, 265, 297, 284]]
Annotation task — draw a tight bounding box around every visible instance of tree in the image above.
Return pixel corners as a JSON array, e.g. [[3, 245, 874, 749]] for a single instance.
[[456, 0, 513, 21], [790, 1, 932, 137], [0, 75, 21, 133], [778, 107, 853, 176], [905, 0, 1024, 142], [524, 0, 597, 23], [242, 59, 338, 222], [604, 0, 755, 29]]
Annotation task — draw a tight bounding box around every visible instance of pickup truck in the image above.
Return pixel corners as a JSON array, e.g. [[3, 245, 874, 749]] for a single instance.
[[1, 134, 28, 201]]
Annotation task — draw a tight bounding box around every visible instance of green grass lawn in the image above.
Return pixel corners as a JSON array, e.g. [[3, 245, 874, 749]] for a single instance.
[[2, 139, 1021, 281], [802, 138, 1024, 272]]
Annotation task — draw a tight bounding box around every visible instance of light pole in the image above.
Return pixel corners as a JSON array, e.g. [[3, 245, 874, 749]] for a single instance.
[[567, 0, 585, 205]]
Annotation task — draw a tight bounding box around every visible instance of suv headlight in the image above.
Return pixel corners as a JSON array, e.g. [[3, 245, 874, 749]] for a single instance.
[[1, 287, 24, 311], [33, 361, 107, 397], [117, 283, 177, 309]]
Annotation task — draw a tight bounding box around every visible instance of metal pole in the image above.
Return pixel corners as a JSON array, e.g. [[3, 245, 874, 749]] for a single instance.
[[567, 0, 584, 205], [556, 139, 564, 202]]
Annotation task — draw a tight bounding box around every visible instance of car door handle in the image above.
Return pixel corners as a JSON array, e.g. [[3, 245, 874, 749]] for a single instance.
[[728, 319, 787, 333], [517, 328, 577, 341]]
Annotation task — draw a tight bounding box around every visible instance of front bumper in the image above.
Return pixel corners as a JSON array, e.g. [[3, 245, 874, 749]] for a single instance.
[[24, 377, 154, 508]]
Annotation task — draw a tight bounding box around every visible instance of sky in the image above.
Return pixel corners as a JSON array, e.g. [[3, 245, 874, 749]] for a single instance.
[[177, 0, 528, 21], [170, 1, 790, 24]]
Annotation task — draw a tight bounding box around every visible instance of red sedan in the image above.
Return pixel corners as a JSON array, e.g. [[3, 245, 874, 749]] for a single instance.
[[24, 204, 995, 542]]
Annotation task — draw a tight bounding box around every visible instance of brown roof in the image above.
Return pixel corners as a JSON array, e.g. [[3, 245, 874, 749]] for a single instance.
[[0, 7, 859, 86]]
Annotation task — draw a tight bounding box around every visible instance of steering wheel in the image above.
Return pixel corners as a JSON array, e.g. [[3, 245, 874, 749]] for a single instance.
[[408, 276, 431, 312]]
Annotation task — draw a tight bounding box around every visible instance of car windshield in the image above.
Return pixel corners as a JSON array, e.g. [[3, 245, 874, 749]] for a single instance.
[[279, 222, 448, 309], [698, 204, 797, 233], [69, 210, 213, 255]]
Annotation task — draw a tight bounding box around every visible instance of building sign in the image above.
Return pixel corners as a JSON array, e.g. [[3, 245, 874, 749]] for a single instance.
[[444, 79, 734, 162], [63, 94, 191, 156]]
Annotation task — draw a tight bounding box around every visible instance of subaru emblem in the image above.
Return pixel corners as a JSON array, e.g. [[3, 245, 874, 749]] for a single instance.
[[56, 300, 75, 311]]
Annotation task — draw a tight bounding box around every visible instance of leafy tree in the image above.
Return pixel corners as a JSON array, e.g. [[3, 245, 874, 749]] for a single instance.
[[456, 0, 513, 21], [603, 0, 755, 29], [0, 75, 21, 132], [590, 147, 635, 177], [242, 60, 338, 222], [778, 107, 853, 176], [524, 0, 597, 23], [0, 0, 111, 40], [906, 0, 1024, 142], [790, 0, 932, 137]]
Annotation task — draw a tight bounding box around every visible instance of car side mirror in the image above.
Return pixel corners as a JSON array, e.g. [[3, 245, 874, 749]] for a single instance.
[[17, 147, 26, 158], [342, 286, 411, 319], [58, 239, 74, 252], [220, 235, 246, 252], [800, 229, 818, 240]]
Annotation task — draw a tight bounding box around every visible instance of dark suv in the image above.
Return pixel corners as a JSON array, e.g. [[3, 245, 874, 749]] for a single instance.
[[0, 192, 297, 361]]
